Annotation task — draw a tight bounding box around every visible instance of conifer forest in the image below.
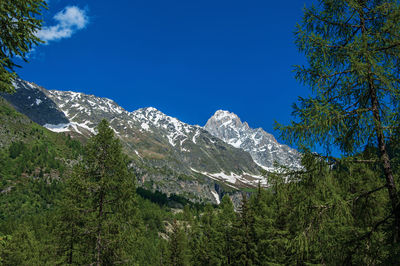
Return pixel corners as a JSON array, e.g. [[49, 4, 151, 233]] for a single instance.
[[1, 0, 400, 265]]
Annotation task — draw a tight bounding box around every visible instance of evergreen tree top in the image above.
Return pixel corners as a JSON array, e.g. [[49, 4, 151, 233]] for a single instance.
[[0, 0, 46, 93], [276, 0, 400, 155]]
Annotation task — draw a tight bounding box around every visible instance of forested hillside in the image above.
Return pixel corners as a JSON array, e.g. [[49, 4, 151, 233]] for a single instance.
[[0, 100, 182, 264], [1, 96, 399, 264], [2, 0, 400, 265]]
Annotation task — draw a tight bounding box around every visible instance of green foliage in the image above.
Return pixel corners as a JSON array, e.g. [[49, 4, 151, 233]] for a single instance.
[[0, 107, 180, 265], [0, 135, 81, 225], [0, 226, 42, 265], [55, 119, 140, 265], [0, 221, 58, 266], [0, 120, 399, 265], [231, 195, 258, 265], [0, 0, 46, 93], [275, 0, 400, 252], [216, 195, 236, 265], [167, 219, 189, 266], [196, 205, 224, 265], [250, 184, 289, 265], [277, 0, 400, 155]]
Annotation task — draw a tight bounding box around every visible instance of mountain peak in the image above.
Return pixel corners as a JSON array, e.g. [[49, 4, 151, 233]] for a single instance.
[[211, 110, 240, 122], [204, 110, 301, 170], [206, 110, 244, 130], [139, 107, 160, 113]]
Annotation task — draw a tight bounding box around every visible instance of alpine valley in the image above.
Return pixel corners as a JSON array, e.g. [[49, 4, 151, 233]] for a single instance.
[[1, 79, 301, 205]]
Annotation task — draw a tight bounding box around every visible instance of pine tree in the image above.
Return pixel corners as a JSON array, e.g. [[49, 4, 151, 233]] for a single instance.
[[55, 166, 89, 265], [56, 120, 138, 265], [190, 205, 223, 265], [0, 0, 46, 93], [216, 195, 236, 265], [167, 219, 188, 266], [187, 215, 203, 265], [276, 0, 400, 244], [0, 225, 44, 265], [231, 194, 258, 266], [250, 183, 289, 265]]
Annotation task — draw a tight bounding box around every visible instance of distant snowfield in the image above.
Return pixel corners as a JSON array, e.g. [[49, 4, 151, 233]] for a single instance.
[[44, 123, 70, 133], [44, 121, 96, 135], [190, 168, 268, 188]]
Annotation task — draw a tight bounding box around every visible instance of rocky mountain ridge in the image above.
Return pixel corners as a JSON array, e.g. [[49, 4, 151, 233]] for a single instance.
[[205, 110, 301, 171], [1, 79, 274, 205], [2, 79, 301, 205]]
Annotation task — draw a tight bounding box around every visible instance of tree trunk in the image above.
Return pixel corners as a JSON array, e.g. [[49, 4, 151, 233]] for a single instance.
[[96, 191, 104, 266], [68, 227, 74, 264], [370, 86, 400, 243], [361, 4, 400, 241]]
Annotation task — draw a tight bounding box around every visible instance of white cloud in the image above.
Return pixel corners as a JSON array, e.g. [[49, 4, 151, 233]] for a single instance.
[[54, 6, 88, 29], [36, 6, 89, 43]]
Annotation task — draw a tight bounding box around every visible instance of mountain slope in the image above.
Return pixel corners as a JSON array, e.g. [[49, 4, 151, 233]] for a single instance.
[[1, 79, 69, 126], [43, 89, 261, 176], [4, 79, 269, 205], [0, 97, 83, 218], [204, 110, 301, 171]]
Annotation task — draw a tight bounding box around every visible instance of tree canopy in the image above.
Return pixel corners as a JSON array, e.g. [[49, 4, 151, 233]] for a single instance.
[[0, 0, 46, 93], [276, 0, 400, 244]]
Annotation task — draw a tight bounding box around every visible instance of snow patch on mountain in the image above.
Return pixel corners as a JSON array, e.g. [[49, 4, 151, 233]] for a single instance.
[[141, 123, 150, 132], [131, 107, 199, 147], [44, 121, 97, 135], [44, 123, 70, 133], [211, 190, 220, 204], [192, 129, 200, 144], [190, 168, 267, 187]]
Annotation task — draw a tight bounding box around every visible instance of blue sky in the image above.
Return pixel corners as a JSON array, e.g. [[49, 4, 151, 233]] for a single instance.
[[18, 0, 316, 143]]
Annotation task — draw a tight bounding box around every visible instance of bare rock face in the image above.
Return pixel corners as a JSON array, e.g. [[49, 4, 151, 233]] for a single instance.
[[204, 110, 301, 171]]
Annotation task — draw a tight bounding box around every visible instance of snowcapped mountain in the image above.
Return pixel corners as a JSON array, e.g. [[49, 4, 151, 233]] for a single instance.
[[42, 88, 262, 178], [204, 110, 301, 171], [43, 89, 131, 136], [2, 79, 272, 205]]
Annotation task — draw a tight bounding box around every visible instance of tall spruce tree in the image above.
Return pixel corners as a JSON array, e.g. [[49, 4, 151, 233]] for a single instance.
[[0, 0, 46, 93], [232, 194, 258, 266], [167, 219, 189, 266], [250, 184, 290, 265], [216, 195, 236, 265], [57, 120, 138, 265], [193, 205, 223, 265], [276, 0, 400, 243], [55, 166, 90, 265]]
